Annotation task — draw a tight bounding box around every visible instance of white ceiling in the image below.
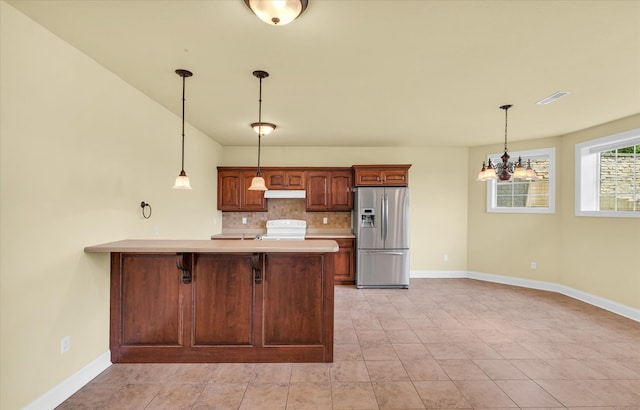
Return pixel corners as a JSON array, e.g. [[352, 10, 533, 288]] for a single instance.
[[8, 0, 640, 148]]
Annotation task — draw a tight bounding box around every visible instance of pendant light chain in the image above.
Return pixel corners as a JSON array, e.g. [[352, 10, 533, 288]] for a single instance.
[[256, 76, 263, 176], [503, 106, 509, 153], [181, 73, 186, 173]]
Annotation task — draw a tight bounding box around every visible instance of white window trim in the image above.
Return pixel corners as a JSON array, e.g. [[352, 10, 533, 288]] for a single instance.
[[486, 147, 556, 214], [575, 128, 640, 218]]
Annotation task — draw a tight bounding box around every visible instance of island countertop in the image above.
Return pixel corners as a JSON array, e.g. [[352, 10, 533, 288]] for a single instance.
[[84, 239, 339, 253]]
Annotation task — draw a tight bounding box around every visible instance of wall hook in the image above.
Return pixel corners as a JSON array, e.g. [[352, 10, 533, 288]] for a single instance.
[[140, 201, 152, 219]]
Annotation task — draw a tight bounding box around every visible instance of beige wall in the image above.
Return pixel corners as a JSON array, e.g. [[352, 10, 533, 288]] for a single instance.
[[0, 3, 223, 408], [3, 1, 638, 408], [468, 114, 640, 309], [224, 146, 470, 272]]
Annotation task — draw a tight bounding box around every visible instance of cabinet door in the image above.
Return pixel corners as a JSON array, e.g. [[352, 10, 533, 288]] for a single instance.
[[218, 171, 242, 210], [262, 254, 326, 345], [334, 238, 355, 283], [242, 170, 267, 211], [381, 169, 408, 186], [192, 254, 254, 345], [264, 170, 306, 189], [330, 171, 353, 210], [306, 238, 355, 284], [306, 171, 330, 210], [354, 169, 383, 186], [264, 170, 287, 189], [285, 171, 305, 189], [118, 254, 182, 346]]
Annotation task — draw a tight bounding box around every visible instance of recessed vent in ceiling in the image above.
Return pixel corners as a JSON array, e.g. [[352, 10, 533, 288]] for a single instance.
[[536, 91, 570, 105]]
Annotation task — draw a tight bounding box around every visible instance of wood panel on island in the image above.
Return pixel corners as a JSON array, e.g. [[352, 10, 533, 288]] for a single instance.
[[352, 164, 411, 186], [85, 240, 337, 363]]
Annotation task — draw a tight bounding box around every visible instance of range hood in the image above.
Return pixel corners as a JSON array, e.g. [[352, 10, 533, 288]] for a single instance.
[[264, 190, 306, 199]]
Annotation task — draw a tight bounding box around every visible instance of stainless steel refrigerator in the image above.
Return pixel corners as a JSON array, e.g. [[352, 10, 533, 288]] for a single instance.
[[354, 187, 410, 288]]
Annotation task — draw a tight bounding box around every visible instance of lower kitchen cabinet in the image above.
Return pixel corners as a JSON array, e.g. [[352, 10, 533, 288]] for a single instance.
[[110, 251, 334, 362], [308, 237, 355, 284]]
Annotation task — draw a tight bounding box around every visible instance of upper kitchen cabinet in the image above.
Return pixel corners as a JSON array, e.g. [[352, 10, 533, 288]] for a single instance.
[[306, 169, 353, 211], [263, 169, 305, 190], [217, 167, 267, 212], [352, 164, 412, 187]]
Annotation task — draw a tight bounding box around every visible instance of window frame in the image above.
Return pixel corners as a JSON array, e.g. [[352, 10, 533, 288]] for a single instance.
[[575, 128, 640, 218], [486, 147, 556, 214]]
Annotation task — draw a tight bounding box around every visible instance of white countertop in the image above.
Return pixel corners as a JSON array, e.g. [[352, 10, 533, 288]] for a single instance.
[[212, 229, 354, 240], [85, 239, 339, 253]]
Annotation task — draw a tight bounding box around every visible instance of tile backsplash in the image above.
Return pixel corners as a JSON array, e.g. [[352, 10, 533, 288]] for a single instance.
[[222, 199, 352, 230]]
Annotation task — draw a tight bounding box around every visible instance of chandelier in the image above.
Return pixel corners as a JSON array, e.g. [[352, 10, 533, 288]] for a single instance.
[[477, 104, 538, 182]]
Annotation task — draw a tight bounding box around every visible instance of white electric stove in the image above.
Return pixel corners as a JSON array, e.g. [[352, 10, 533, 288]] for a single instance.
[[260, 219, 306, 240]]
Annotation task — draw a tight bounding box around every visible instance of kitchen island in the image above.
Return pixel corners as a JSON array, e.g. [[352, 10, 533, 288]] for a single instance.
[[85, 239, 338, 363]]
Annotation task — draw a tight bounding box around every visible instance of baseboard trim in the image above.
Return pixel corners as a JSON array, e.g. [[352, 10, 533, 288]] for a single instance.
[[411, 270, 468, 279], [411, 270, 639, 323], [24, 351, 111, 410]]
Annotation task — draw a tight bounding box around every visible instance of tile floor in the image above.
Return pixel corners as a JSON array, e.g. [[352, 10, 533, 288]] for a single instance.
[[58, 278, 640, 409]]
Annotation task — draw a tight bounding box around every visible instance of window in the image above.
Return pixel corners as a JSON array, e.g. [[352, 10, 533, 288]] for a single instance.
[[486, 147, 556, 214], [576, 128, 640, 217]]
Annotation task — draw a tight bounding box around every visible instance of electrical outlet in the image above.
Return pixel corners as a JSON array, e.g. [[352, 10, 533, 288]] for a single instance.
[[530, 261, 537, 270], [322, 217, 328, 224], [153, 225, 159, 236], [61, 336, 70, 354], [443, 254, 449, 262]]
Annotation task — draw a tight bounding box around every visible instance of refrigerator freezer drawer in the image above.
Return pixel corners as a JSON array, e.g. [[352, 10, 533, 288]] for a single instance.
[[356, 249, 409, 289]]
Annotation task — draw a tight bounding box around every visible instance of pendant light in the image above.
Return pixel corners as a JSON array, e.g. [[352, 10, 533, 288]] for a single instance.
[[243, 0, 308, 26], [172, 69, 193, 190], [248, 70, 274, 191], [477, 104, 538, 182]]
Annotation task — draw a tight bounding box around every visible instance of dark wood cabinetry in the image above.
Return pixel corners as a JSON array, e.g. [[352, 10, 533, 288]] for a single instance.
[[333, 238, 355, 284], [217, 168, 267, 212], [110, 251, 334, 363], [218, 166, 353, 212], [309, 237, 355, 284], [352, 164, 411, 186], [263, 170, 305, 190], [305, 170, 353, 211]]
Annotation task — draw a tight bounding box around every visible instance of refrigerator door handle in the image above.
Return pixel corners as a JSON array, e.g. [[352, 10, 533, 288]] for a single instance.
[[381, 193, 388, 242], [363, 251, 405, 255]]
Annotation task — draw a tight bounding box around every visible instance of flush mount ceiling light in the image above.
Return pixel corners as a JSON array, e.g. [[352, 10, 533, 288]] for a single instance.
[[477, 104, 538, 182], [251, 122, 276, 135], [243, 0, 308, 25], [248, 70, 274, 191], [172, 69, 193, 190]]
